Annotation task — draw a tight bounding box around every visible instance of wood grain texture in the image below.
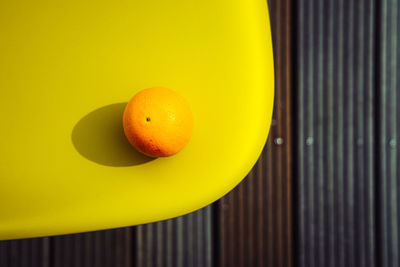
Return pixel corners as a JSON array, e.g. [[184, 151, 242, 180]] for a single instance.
[[0, 238, 50, 267], [218, 0, 293, 266], [135, 206, 214, 267], [295, 0, 376, 266], [377, 0, 400, 266], [51, 228, 133, 267]]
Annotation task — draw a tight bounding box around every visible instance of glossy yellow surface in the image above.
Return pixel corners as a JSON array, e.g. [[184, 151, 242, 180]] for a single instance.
[[0, 0, 274, 240]]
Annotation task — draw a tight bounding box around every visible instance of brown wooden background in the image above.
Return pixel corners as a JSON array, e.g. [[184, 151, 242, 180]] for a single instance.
[[2, 0, 400, 266]]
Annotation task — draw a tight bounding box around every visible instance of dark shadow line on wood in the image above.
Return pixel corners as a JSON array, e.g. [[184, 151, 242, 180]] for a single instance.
[[373, 0, 381, 265], [290, 0, 299, 266], [131, 227, 137, 267], [211, 202, 219, 267]]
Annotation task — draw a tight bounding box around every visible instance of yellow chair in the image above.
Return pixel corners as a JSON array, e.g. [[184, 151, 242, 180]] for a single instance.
[[0, 0, 274, 240]]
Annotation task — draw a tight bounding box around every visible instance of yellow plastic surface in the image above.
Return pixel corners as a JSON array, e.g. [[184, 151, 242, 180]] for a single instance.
[[0, 0, 274, 240]]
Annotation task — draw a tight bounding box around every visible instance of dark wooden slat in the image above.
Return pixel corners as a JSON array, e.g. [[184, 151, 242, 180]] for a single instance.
[[51, 227, 132, 267], [135, 206, 213, 267], [295, 0, 376, 266], [218, 0, 293, 265], [9, 241, 19, 267], [0, 238, 50, 267], [0, 241, 8, 267], [42, 238, 50, 267], [378, 0, 400, 266]]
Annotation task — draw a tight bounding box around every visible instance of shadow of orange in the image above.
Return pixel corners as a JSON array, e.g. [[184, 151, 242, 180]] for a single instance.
[[71, 103, 154, 167]]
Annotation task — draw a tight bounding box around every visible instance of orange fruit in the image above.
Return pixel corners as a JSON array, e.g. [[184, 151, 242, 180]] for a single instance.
[[123, 87, 194, 157]]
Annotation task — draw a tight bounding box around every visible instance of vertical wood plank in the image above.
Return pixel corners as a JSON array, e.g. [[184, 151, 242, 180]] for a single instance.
[[218, 0, 293, 265], [378, 0, 400, 266], [295, 0, 376, 266], [135, 206, 214, 267], [0, 238, 50, 267], [51, 227, 133, 267]]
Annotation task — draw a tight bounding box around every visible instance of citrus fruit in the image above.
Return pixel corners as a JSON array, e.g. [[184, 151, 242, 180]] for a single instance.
[[123, 87, 194, 157]]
